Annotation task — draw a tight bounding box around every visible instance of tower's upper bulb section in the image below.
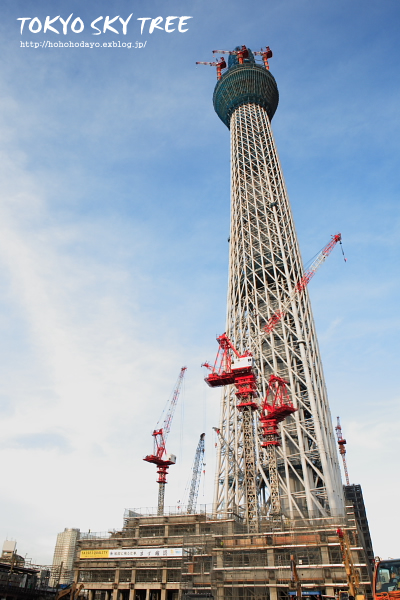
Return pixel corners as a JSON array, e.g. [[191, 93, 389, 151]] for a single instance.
[[213, 46, 279, 128]]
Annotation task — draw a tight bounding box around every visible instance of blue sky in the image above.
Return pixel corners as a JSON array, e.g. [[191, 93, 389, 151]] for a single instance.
[[0, 0, 399, 564]]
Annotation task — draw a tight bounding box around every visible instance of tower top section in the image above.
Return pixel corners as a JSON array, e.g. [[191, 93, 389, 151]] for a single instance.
[[212, 46, 279, 128]]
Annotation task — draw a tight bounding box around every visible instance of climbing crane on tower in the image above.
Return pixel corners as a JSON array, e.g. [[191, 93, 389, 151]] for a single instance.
[[212, 45, 250, 63], [144, 366, 187, 515], [253, 46, 273, 69], [187, 433, 206, 514], [202, 334, 259, 531], [264, 233, 345, 334], [196, 57, 226, 80]]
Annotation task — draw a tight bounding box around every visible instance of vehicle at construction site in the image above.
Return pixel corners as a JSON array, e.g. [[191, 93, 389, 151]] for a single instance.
[[374, 559, 400, 599]]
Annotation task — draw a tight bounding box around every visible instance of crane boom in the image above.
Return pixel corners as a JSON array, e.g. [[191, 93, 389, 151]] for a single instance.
[[264, 233, 342, 334], [187, 433, 205, 514], [150, 366, 186, 460], [162, 367, 186, 442]]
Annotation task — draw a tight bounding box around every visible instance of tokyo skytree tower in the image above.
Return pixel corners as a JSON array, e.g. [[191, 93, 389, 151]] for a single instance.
[[205, 46, 345, 526]]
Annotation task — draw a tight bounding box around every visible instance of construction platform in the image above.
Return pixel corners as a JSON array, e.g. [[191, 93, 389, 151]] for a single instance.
[[73, 491, 373, 600]]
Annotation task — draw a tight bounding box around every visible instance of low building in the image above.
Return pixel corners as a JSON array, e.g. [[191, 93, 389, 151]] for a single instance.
[[0, 540, 56, 600]]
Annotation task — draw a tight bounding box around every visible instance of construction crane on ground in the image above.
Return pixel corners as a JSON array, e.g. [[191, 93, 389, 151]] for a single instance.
[[264, 233, 344, 334], [337, 527, 362, 599], [289, 554, 302, 600], [196, 57, 226, 80], [187, 433, 206, 514], [335, 416, 350, 485], [202, 334, 259, 531], [55, 583, 84, 600], [260, 374, 297, 516], [144, 366, 187, 515]]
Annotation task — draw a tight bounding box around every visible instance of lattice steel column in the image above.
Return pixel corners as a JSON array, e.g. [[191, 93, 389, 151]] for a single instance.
[[264, 444, 280, 516], [212, 49, 344, 522], [240, 405, 259, 530]]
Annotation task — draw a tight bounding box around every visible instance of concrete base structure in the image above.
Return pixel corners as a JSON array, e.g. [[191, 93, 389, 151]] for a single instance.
[[74, 499, 372, 600]]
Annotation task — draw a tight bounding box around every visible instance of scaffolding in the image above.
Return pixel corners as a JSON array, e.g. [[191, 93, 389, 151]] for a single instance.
[[73, 507, 372, 600]]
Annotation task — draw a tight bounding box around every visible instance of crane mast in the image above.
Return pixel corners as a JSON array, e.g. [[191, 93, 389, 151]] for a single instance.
[[187, 433, 205, 514], [144, 366, 187, 515]]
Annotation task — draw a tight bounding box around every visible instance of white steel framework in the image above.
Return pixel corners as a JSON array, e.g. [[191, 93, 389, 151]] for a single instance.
[[213, 101, 344, 522]]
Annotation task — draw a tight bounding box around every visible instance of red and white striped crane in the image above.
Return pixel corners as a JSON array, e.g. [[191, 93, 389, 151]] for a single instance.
[[144, 366, 186, 515], [212, 45, 250, 64], [196, 57, 226, 80], [335, 416, 350, 485], [253, 46, 273, 69], [264, 233, 344, 334]]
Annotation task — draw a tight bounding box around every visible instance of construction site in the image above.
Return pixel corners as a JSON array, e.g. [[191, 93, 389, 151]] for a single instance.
[[73, 45, 374, 600]]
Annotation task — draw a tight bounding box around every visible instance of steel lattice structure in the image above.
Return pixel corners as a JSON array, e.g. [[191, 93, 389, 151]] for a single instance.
[[210, 48, 344, 526]]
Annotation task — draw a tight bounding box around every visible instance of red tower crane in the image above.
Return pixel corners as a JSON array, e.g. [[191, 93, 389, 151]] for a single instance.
[[260, 375, 297, 515], [212, 45, 250, 64], [335, 416, 350, 485], [260, 375, 297, 446], [196, 57, 226, 80], [202, 333, 259, 529], [253, 46, 273, 70], [264, 233, 344, 334], [144, 366, 187, 515], [202, 333, 258, 408]]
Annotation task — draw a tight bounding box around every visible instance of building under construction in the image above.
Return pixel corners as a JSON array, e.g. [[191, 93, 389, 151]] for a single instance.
[[73, 493, 372, 600], [73, 45, 374, 600]]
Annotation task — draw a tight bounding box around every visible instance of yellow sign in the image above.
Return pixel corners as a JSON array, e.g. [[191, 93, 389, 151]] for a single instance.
[[80, 549, 110, 559]]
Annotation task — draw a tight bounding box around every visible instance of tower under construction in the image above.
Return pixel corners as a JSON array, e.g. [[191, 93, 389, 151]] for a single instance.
[[72, 45, 373, 600], [209, 46, 343, 528]]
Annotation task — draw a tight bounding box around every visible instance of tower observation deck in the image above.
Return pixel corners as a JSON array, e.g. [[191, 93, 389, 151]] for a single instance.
[[213, 48, 279, 127], [210, 47, 345, 527]]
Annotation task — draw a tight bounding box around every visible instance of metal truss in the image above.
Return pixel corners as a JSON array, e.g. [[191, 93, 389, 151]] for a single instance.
[[213, 103, 344, 522]]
